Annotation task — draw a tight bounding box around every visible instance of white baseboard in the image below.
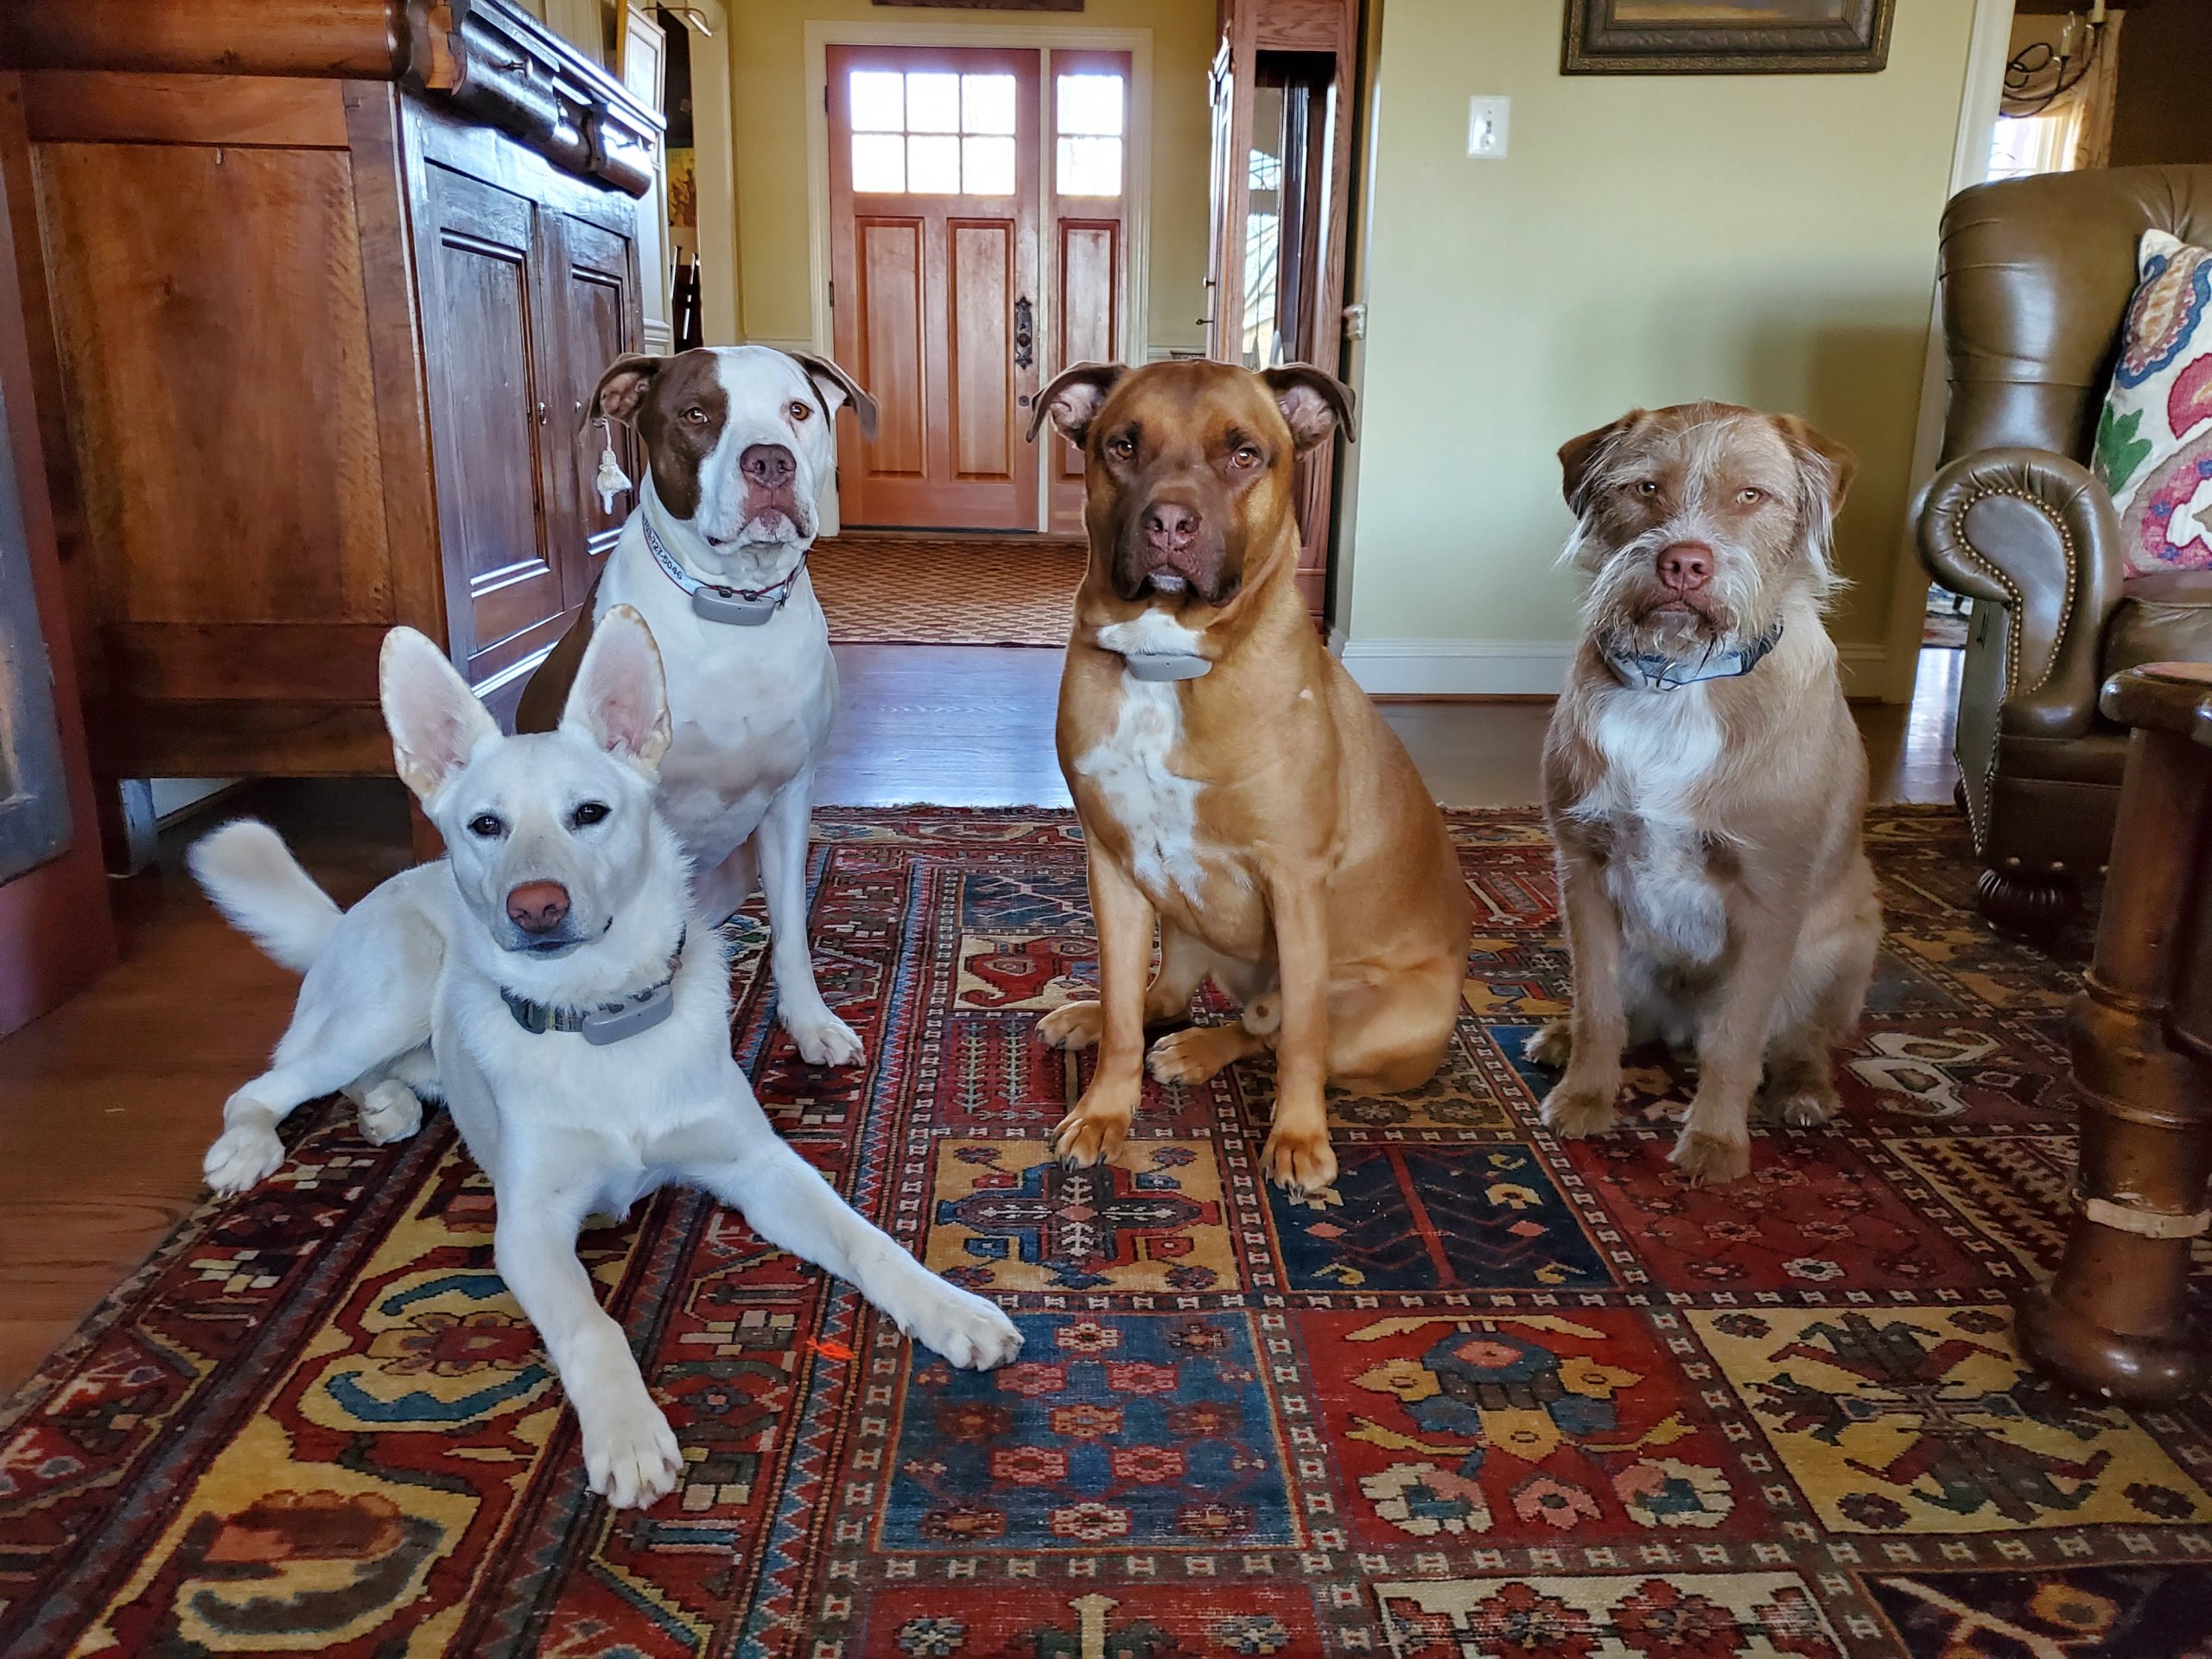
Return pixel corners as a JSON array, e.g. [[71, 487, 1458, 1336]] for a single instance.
[[1339, 637, 1891, 698], [1340, 639, 1577, 696]]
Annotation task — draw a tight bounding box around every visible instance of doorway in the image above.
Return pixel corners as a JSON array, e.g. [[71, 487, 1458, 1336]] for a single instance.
[[820, 38, 1136, 543]]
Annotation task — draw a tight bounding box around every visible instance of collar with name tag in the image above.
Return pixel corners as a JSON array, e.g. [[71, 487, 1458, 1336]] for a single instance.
[[500, 927, 687, 1046], [1603, 622, 1783, 693], [643, 518, 804, 626]]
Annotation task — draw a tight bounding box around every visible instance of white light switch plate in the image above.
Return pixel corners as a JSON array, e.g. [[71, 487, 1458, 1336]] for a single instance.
[[1467, 96, 1510, 159]]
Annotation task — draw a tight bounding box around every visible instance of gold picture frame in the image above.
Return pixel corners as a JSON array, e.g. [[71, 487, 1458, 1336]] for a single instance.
[[1562, 1, 1895, 75]]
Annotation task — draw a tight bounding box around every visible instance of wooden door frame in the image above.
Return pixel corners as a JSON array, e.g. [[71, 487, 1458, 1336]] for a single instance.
[[804, 20, 1153, 531]]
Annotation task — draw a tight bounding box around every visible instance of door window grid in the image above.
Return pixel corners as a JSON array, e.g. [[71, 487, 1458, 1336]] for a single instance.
[[1055, 73, 1124, 197], [849, 69, 1018, 196]]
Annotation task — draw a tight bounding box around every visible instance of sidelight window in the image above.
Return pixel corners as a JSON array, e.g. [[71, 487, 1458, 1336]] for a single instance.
[[1054, 73, 1124, 197]]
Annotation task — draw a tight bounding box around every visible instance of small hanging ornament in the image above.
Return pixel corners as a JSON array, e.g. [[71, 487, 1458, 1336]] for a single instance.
[[593, 417, 632, 513]]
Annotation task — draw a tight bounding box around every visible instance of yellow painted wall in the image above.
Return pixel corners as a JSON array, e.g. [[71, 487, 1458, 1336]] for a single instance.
[[715, 0, 1216, 356], [1344, 0, 1979, 658]]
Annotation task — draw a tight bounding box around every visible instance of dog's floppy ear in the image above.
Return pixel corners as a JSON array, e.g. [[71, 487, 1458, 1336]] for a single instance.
[[588, 353, 666, 429], [1260, 364, 1357, 452], [563, 603, 672, 778], [1027, 361, 1127, 446], [381, 626, 499, 804], [790, 350, 879, 442], [1558, 411, 1643, 516], [1770, 412, 1858, 520]]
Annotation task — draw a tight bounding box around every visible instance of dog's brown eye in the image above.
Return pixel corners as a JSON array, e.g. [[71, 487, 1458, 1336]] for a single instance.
[[788, 401, 812, 422], [1737, 486, 1764, 505], [683, 406, 709, 425], [1106, 436, 1135, 461], [1634, 480, 1659, 497], [570, 801, 610, 829], [467, 813, 505, 839], [1232, 446, 1262, 470]]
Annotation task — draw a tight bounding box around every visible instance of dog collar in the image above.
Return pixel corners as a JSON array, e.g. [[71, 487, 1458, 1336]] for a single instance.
[[500, 927, 686, 1046], [643, 518, 804, 626], [1118, 651, 1211, 681], [1603, 623, 1783, 693]]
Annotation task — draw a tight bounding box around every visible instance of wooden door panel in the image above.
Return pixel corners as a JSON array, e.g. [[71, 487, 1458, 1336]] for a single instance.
[[417, 163, 561, 686], [828, 43, 1039, 530], [950, 219, 1012, 481], [859, 218, 925, 478], [1056, 219, 1116, 487], [547, 210, 638, 601]]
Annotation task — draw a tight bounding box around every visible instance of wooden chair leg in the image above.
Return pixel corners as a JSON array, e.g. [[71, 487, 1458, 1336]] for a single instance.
[[2018, 725, 2212, 1402]]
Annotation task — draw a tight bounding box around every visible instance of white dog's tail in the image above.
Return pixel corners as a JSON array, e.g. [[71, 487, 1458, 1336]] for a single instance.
[[188, 819, 342, 976]]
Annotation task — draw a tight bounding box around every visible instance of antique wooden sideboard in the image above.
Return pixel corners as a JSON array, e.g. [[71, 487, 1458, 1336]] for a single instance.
[[0, 0, 658, 850]]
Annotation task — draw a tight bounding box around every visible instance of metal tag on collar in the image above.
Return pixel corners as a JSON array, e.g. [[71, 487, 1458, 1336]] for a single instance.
[[579, 976, 677, 1046], [1121, 652, 1211, 682], [692, 587, 779, 626]]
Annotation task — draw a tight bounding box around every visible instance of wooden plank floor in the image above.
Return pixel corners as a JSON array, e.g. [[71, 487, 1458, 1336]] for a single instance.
[[0, 645, 1963, 1393]]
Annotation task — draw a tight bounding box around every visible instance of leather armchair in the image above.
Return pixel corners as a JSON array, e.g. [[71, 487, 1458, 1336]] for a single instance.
[[1916, 166, 2212, 935]]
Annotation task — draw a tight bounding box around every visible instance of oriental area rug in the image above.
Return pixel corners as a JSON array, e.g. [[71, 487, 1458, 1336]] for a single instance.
[[3, 807, 2209, 1657]]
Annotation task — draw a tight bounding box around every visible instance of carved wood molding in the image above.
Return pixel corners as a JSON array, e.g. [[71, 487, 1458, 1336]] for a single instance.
[[0, 0, 659, 196]]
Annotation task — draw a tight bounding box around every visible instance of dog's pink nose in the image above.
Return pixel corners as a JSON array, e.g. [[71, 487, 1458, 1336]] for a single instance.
[[1657, 542, 1713, 594], [506, 881, 570, 935], [741, 443, 796, 490], [1143, 501, 1200, 553]]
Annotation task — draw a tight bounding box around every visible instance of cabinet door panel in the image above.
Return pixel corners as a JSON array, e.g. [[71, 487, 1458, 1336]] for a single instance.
[[417, 162, 563, 691], [543, 211, 638, 605]]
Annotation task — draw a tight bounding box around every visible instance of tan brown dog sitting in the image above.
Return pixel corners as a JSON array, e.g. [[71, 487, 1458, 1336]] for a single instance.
[[1026, 359, 1471, 1194]]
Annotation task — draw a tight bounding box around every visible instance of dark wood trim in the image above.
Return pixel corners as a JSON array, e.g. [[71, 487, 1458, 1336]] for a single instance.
[[345, 79, 446, 639], [0, 74, 117, 1033], [101, 622, 387, 702], [84, 698, 394, 777], [0, 0, 411, 80]]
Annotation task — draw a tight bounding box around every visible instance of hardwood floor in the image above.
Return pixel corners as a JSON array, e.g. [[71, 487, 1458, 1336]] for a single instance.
[[0, 645, 1963, 1393]]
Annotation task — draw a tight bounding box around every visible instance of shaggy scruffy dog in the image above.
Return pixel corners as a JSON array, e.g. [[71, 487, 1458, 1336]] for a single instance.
[[1529, 401, 1881, 1185]]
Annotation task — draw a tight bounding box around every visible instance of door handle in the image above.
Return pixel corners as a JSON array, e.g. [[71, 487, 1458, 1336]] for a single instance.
[[1014, 296, 1034, 370]]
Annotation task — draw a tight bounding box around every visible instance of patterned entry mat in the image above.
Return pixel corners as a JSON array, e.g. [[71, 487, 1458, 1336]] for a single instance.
[[809, 535, 1087, 646], [3, 807, 2208, 1656]]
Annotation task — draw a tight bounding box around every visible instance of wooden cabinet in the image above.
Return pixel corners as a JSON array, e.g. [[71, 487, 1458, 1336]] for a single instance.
[[0, 0, 658, 798]]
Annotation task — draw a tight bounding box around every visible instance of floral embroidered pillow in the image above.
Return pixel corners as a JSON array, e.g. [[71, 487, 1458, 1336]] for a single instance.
[[2094, 229, 2212, 575]]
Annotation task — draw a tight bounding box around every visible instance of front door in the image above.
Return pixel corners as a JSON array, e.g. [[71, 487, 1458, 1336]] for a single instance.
[[828, 44, 1042, 530]]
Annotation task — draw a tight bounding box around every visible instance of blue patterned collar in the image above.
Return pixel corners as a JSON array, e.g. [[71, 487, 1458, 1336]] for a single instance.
[[1602, 622, 1784, 693]]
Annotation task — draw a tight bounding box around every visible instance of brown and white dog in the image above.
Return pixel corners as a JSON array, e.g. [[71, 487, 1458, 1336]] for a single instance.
[[1530, 401, 1881, 1185], [1027, 359, 1471, 1195], [518, 346, 878, 1068]]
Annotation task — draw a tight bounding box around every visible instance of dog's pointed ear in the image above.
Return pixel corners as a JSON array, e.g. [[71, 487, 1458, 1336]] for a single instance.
[[1027, 362, 1126, 446], [588, 353, 666, 431], [1261, 364, 1357, 452], [1770, 412, 1858, 519], [381, 626, 499, 804], [1558, 411, 1644, 516], [789, 351, 879, 441], [563, 603, 671, 777]]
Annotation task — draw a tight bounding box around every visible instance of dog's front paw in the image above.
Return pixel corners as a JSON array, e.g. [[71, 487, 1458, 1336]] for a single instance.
[[1670, 1130, 1751, 1186], [1261, 1127, 1338, 1197], [355, 1080, 423, 1146], [783, 1005, 865, 1068], [1036, 1000, 1102, 1052], [1051, 1099, 1129, 1168], [1146, 1024, 1243, 1086], [903, 1283, 1023, 1370], [1540, 1081, 1620, 1140], [1523, 1019, 1573, 1071], [204, 1121, 285, 1196], [1763, 1077, 1840, 1128], [582, 1400, 683, 1510]]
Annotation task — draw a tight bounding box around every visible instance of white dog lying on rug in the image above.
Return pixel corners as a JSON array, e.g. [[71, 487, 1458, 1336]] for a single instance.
[[192, 607, 1020, 1508]]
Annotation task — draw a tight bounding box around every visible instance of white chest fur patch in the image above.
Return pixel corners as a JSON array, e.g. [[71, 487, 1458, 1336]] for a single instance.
[[1094, 611, 1207, 660], [1076, 673, 1209, 901], [1577, 685, 1729, 964]]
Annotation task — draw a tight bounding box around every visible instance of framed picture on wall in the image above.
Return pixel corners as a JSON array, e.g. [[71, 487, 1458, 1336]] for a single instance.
[[1562, 1, 1895, 74]]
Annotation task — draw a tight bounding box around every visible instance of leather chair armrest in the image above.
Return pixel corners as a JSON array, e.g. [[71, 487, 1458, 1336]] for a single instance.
[[1916, 448, 2127, 740]]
